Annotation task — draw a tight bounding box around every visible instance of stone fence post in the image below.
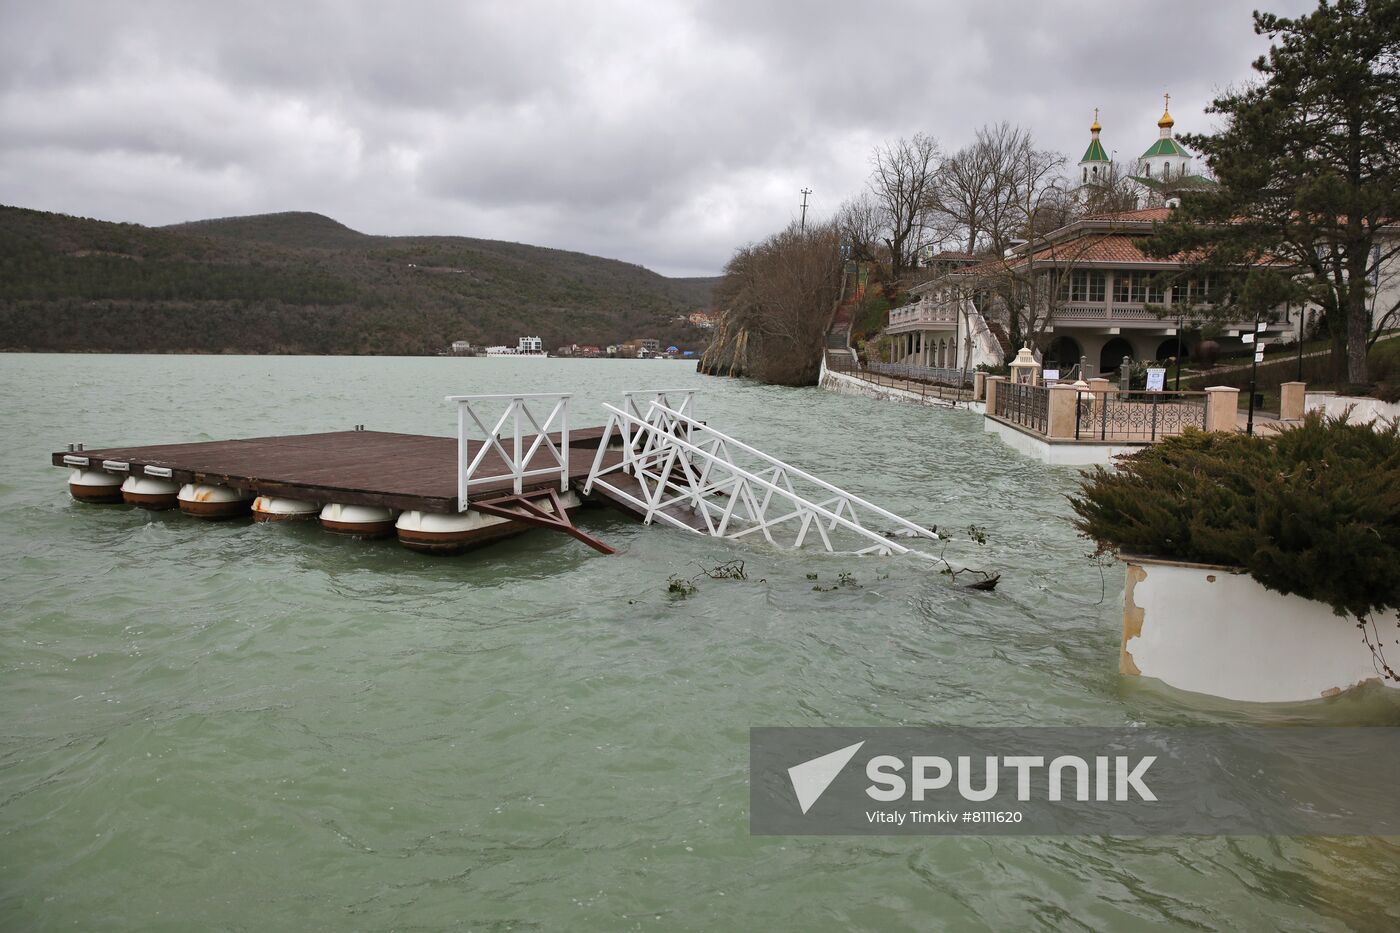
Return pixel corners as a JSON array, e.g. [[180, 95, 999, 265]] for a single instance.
[[1280, 381, 1306, 421], [1046, 384, 1080, 438], [1204, 386, 1241, 433], [1087, 377, 1111, 398], [986, 375, 1007, 415], [973, 371, 987, 402]]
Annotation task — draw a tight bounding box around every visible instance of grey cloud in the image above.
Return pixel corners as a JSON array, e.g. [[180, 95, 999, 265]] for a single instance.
[[0, 0, 1313, 277]]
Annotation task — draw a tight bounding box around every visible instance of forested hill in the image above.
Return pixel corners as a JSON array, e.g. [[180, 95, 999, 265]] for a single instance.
[[0, 206, 718, 354]]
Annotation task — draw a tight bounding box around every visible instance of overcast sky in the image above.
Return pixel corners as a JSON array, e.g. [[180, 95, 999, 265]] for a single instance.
[[0, 0, 1309, 277]]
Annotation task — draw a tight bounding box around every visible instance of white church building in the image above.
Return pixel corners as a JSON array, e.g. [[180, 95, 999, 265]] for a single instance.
[[1078, 95, 1216, 207]]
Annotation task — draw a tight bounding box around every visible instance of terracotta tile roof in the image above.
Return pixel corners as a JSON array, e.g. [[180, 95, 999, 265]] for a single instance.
[[953, 233, 1187, 278], [956, 255, 1013, 277], [1030, 234, 1178, 264], [1081, 207, 1174, 223]]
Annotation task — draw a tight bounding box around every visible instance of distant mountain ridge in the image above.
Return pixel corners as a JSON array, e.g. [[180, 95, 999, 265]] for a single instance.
[[0, 206, 718, 355], [164, 211, 374, 249]]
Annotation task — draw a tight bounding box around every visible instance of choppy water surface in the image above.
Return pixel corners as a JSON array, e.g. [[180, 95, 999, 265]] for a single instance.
[[2, 354, 1397, 931]]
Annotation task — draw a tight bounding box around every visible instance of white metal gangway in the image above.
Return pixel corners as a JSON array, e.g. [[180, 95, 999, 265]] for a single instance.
[[442, 388, 982, 569], [443, 389, 697, 505], [583, 398, 942, 557]]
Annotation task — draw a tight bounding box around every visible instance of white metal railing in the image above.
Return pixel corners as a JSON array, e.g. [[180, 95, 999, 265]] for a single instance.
[[445, 393, 570, 506], [619, 390, 699, 476], [621, 389, 698, 422], [584, 401, 941, 556]]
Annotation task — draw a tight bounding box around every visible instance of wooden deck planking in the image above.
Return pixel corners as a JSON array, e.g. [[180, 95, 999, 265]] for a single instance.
[[53, 428, 612, 513]]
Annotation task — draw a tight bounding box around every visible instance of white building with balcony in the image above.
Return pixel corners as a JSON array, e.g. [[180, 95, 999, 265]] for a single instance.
[[888, 208, 1294, 377], [885, 251, 1005, 373], [885, 275, 1004, 373]]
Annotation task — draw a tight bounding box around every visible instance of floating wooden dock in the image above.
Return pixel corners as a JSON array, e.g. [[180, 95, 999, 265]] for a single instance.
[[53, 427, 612, 514], [53, 389, 951, 561]]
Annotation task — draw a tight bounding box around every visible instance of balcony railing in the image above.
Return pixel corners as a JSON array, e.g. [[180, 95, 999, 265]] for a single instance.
[[888, 304, 959, 327], [1053, 303, 1287, 327], [1055, 302, 1180, 322]]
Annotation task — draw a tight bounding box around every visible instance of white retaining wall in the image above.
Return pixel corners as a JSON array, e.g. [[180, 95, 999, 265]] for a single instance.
[[819, 365, 980, 411], [981, 417, 1139, 467], [1305, 392, 1400, 426], [1121, 557, 1396, 703]]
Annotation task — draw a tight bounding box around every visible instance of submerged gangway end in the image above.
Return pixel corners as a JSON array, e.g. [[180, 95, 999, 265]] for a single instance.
[[581, 398, 943, 558]]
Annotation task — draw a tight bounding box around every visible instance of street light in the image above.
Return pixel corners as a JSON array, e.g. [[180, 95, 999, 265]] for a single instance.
[[1295, 305, 1310, 382], [1175, 307, 1185, 390]]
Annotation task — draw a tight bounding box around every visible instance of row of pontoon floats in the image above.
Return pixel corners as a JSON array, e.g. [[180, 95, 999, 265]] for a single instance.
[[65, 466, 580, 554]]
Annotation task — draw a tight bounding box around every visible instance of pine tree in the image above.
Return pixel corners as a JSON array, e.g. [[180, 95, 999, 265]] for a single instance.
[[1144, 0, 1400, 383]]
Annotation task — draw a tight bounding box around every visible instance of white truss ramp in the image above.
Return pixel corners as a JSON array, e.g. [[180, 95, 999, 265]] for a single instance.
[[583, 398, 942, 557]]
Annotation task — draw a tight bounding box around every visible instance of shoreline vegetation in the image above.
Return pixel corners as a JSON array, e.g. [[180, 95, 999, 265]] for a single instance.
[[712, 2, 1399, 395], [699, 223, 843, 386], [1071, 412, 1400, 681], [0, 205, 717, 355]]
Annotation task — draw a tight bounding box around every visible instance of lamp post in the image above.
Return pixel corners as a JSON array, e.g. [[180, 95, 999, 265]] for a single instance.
[[1175, 311, 1184, 390], [1295, 305, 1307, 382]]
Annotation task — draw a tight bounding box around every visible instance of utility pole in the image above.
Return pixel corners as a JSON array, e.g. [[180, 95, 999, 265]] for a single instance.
[[799, 188, 812, 232]]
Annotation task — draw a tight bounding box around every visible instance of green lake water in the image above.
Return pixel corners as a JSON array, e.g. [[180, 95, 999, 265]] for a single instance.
[[1, 354, 1396, 931]]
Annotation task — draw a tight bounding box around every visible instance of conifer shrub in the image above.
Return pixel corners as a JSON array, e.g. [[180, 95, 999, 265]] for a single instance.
[[1069, 413, 1400, 623]]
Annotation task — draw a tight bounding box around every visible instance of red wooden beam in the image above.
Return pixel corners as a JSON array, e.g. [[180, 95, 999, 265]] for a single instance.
[[470, 490, 616, 555]]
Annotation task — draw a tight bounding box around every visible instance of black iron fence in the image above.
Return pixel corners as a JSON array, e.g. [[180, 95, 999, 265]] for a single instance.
[[1075, 390, 1208, 441], [995, 382, 1049, 434], [825, 352, 973, 403], [865, 360, 975, 387]]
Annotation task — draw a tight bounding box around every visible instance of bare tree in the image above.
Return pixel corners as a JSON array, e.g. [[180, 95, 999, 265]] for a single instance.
[[1073, 160, 1142, 218], [955, 231, 1094, 375], [868, 133, 941, 281], [1027, 184, 1076, 238], [930, 137, 997, 254], [834, 192, 883, 264], [929, 123, 1066, 258], [947, 126, 1068, 348], [702, 222, 845, 386]]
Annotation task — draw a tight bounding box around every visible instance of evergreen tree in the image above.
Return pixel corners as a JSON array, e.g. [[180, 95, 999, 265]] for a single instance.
[[1144, 0, 1400, 383]]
